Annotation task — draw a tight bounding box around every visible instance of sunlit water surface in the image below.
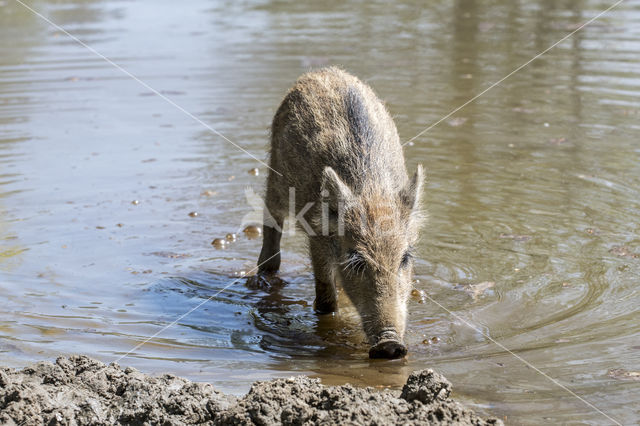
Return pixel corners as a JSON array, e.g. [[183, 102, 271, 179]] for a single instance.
[[1, 0, 639, 424]]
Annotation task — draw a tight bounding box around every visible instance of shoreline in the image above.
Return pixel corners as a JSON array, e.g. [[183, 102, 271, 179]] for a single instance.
[[0, 355, 502, 425]]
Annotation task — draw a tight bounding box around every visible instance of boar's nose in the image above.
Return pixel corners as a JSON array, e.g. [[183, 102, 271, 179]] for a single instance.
[[368, 340, 407, 359]]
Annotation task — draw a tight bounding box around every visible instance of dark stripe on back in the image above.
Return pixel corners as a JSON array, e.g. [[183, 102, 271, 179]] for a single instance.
[[344, 86, 375, 149]]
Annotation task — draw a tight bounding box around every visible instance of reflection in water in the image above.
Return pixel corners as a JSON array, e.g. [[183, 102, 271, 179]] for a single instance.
[[1, 0, 639, 423]]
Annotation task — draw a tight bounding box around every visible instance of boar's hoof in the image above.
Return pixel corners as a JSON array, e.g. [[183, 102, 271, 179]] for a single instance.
[[314, 300, 337, 315], [369, 341, 407, 359], [245, 274, 286, 293]]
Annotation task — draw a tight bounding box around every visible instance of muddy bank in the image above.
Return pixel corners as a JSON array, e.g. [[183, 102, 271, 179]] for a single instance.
[[0, 356, 502, 425]]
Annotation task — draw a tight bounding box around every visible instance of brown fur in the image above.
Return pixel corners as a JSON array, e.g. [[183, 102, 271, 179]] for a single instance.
[[257, 67, 424, 357]]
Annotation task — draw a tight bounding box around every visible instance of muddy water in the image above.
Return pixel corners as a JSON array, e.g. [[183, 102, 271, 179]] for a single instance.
[[1, 0, 639, 423]]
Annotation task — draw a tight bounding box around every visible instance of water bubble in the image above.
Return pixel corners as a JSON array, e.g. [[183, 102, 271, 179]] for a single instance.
[[243, 225, 262, 239], [211, 238, 227, 249], [422, 336, 440, 345]]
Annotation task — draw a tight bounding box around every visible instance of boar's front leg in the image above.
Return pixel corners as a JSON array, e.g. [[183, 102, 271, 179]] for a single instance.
[[309, 236, 338, 314], [257, 176, 285, 274], [257, 216, 283, 273]]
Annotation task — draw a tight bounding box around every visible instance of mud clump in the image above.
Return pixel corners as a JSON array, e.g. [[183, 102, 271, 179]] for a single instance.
[[400, 369, 451, 403], [0, 356, 502, 425], [0, 356, 232, 425], [220, 369, 500, 425]]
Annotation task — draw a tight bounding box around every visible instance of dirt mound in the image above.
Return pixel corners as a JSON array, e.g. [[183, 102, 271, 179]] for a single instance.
[[0, 355, 502, 425]]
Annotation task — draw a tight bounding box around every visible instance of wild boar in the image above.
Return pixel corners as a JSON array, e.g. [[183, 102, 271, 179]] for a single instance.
[[257, 67, 424, 359]]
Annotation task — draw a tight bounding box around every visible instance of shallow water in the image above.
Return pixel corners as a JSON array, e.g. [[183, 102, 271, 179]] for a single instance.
[[1, 0, 639, 423]]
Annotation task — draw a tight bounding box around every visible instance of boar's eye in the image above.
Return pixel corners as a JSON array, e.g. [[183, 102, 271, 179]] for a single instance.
[[400, 251, 413, 269], [343, 250, 366, 274]]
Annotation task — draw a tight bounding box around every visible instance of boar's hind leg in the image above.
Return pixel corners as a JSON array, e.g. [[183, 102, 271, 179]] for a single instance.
[[309, 237, 338, 314]]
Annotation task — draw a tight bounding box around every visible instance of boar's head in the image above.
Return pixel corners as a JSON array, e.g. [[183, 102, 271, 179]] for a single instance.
[[321, 165, 425, 359]]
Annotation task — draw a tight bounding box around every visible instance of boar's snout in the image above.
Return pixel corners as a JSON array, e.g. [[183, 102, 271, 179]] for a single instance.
[[369, 340, 407, 359]]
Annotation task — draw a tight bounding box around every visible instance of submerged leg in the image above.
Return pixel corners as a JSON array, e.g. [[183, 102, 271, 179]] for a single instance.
[[258, 208, 284, 273], [248, 182, 286, 292], [309, 236, 337, 314], [258, 168, 286, 273]]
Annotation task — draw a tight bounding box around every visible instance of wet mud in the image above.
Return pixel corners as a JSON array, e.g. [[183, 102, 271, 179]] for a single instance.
[[0, 356, 501, 425]]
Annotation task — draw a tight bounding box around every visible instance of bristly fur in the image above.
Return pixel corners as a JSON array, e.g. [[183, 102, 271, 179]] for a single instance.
[[257, 66, 425, 353]]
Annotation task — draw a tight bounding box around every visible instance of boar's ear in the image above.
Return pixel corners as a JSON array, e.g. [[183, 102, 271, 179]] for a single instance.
[[321, 167, 354, 211], [400, 165, 424, 211]]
